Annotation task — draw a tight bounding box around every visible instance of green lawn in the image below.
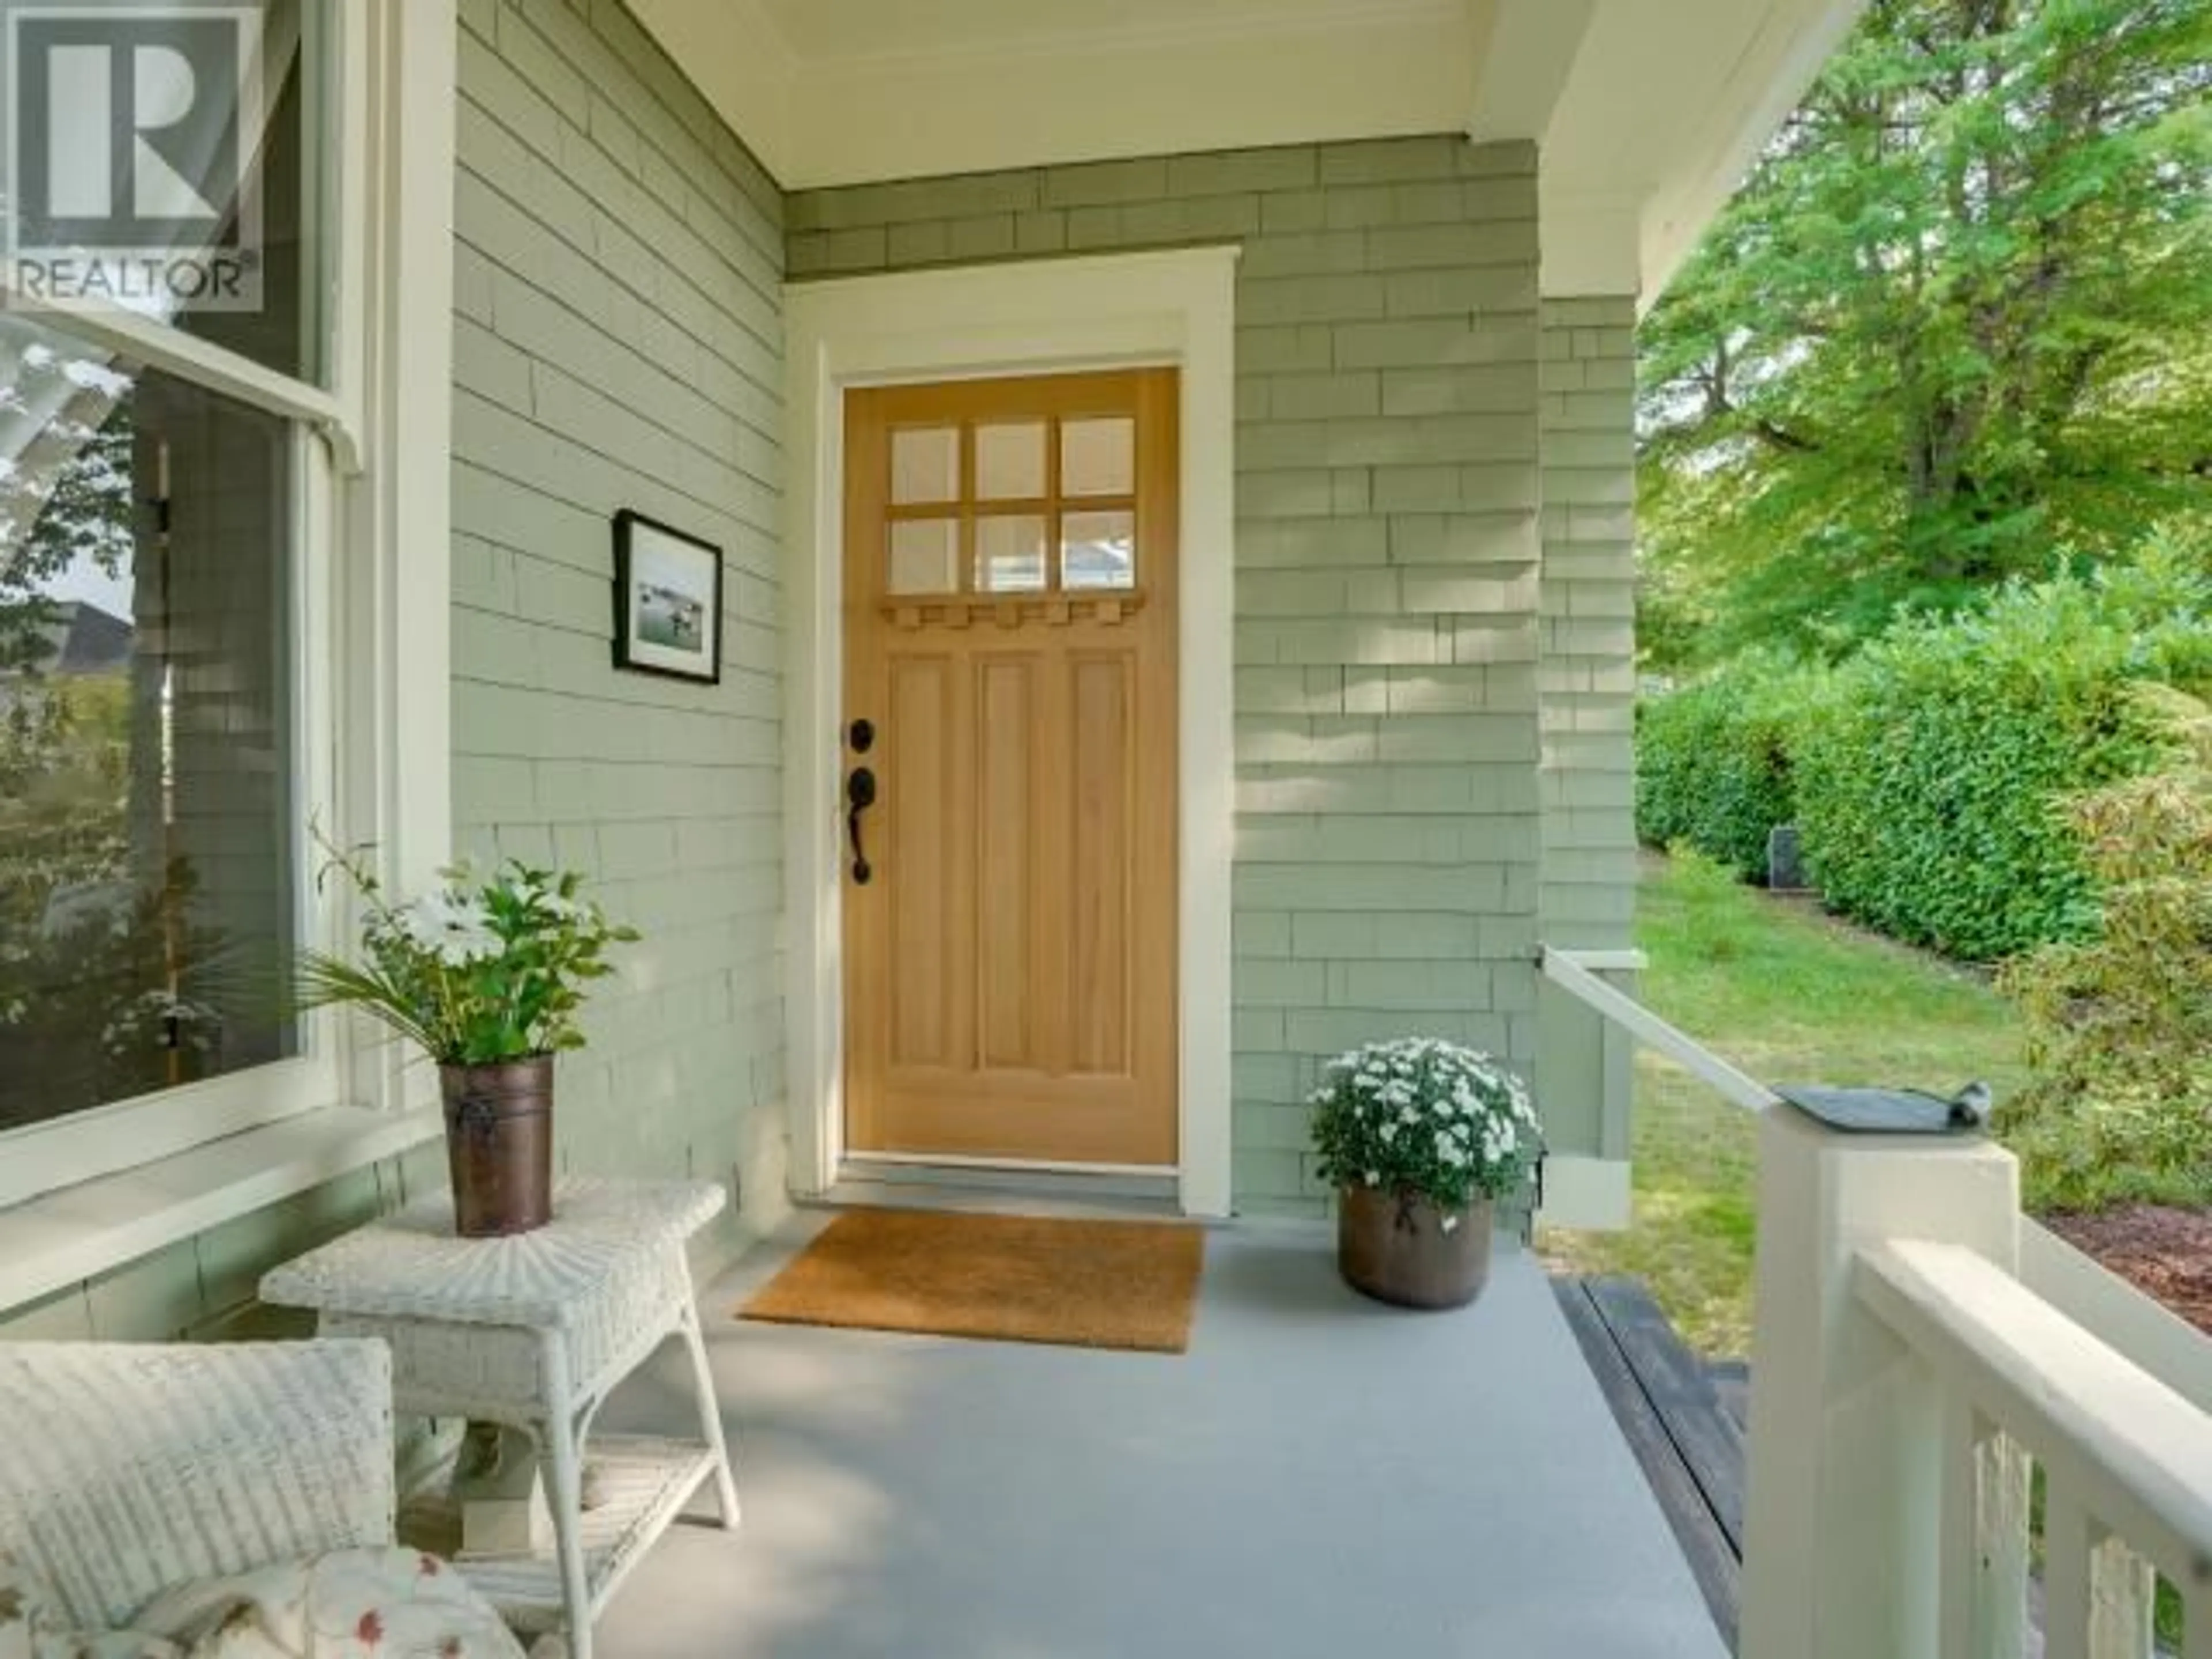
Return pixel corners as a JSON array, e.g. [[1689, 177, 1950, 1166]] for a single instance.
[[1541, 852, 2032, 1357]]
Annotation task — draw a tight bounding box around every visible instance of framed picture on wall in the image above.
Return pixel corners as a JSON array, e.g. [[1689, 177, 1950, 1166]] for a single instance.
[[612, 510, 723, 684]]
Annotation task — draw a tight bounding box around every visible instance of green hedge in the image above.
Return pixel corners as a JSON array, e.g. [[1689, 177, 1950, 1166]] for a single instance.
[[1792, 560, 2212, 960], [1635, 659, 1816, 882], [1637, 540, 2212, 961], [1995, 688, 2212, 1212]]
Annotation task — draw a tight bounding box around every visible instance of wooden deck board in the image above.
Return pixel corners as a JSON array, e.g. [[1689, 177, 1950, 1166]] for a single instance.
[[1581, 1278, 1749, 1557], [1555, 1278, 1743, 1652], [1707, 1359, 1751, 1436]]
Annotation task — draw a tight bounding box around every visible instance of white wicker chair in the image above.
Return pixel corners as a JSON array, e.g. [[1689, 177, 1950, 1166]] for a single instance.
[[0, 1340, 407, 1631]]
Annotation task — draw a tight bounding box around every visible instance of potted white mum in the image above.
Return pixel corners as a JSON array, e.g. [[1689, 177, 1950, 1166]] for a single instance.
[[1310, 1038, 1542, 1309]]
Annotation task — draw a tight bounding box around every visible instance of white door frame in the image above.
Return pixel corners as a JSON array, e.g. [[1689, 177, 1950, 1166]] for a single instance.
[[782, 248, 1238, 1219]]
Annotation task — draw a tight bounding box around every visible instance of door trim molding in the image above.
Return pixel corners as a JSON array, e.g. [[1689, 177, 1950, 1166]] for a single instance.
[[784, 248, 1238, 1219]]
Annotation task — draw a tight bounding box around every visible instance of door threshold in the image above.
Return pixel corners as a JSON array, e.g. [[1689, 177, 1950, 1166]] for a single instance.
[[823, 1157, 1188, 1222], [843, 1153, 1176, 1196]]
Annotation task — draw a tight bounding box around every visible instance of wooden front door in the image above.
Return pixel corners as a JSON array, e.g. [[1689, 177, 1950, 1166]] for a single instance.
[[841, 369, 1179, 1167]]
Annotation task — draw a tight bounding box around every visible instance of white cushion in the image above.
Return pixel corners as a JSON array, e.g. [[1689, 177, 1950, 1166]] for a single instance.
[[2, 1548, 524, 1659]]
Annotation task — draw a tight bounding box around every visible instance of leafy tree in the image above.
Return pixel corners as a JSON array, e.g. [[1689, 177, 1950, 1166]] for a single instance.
[[0, 675, 131, 930], [0, 335, 138, 673], [1640, 0, 2212, 668], [0, 683, 250, 1126]]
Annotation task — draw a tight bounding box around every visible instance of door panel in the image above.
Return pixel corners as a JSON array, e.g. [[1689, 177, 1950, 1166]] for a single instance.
[[884, 653, 957, 1072], [842, 369, 1179, 1167], [976, 656, 1039, 1071], [1069, 654, 1132, 1078]]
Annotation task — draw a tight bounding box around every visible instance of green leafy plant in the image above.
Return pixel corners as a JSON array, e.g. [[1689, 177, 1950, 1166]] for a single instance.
[[1310, 1039, 1541, 1218], [1640, 537, 2212, 960], [0, 684, 256, 1127], [1637, 656, 1823, 881], [1791, 554, 2211, 960], [0, 678, 131, 934], [1997, 687, 2212, 1211], [301, 836, 639, 1066], [0, 860, 236, 1128]]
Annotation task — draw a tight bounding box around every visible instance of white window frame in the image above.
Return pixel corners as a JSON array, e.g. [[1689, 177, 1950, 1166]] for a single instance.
[[0, 0, 454, 1287]]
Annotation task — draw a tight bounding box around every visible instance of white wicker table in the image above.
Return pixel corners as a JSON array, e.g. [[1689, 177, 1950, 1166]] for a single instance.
[[260, 1177, 739, 1659]]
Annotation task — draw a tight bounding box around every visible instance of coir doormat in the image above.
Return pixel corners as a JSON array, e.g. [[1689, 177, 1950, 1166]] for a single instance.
[[739, 1207, 1205, 1354]]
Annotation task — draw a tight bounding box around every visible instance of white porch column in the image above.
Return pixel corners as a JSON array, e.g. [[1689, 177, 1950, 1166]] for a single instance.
[[1738, 1104, 2021, 1659]]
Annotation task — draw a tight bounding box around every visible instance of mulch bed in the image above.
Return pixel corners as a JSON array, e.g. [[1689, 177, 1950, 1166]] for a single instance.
[[2041, 1205, 2212, 1339]]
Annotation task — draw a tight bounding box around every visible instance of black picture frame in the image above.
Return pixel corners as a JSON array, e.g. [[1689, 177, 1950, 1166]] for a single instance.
[[612, 509, 724, 685]]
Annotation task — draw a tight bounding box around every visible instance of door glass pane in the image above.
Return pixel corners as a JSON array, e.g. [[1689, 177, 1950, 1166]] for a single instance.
[[1061, 510, 1136, 591], [888, 518, 959, 594], [975, 423, 1046, 501], [1062, 418, 1135, 498], [975, 516, 1046, 593], [9, 0, 334, 384], [0, 317, 301, 1132], [891, 428, 959, 505]]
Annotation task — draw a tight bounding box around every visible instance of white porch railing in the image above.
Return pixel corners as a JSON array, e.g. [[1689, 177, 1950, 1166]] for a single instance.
[[1538, 945, 2212, 1659]]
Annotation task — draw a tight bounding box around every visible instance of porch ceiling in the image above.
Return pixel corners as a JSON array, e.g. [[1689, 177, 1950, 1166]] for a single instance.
[[630, 0, 1867, 299]]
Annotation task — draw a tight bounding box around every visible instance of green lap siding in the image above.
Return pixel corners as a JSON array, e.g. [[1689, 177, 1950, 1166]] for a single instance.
[[790, 138, 1553, 1216]]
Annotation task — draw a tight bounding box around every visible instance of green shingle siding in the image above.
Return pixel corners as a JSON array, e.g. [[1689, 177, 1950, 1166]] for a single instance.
[[446, 0, 786, 1245], [1535, 297, 1639, 1166], [789, 135, 1547, 1215]]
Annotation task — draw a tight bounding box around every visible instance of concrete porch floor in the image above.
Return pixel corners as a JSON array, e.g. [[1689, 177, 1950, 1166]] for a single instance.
[[593, 1212, 1728, 1659]]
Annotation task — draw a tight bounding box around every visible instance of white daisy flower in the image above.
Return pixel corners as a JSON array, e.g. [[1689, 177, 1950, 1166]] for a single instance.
[[397, 892, 502, 966]]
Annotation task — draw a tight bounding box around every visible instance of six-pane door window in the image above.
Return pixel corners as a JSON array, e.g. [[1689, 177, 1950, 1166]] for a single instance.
[[885, 415, 1139, 597]]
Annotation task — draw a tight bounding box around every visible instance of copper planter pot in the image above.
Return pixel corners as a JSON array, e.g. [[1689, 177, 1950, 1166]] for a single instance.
[[1337, 1185, 1494, 1310], [440, 1058, 554, 1237]]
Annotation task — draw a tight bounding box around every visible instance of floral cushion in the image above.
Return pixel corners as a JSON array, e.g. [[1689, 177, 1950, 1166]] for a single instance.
[[1, 1549, 524, 1659]]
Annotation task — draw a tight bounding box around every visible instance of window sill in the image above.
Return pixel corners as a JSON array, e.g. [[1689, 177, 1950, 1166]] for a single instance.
[[0, 1105, 442, 1315]]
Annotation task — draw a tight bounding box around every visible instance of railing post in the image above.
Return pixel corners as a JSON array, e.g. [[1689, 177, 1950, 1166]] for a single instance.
[[1739, 1103, 2022, 1659]]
